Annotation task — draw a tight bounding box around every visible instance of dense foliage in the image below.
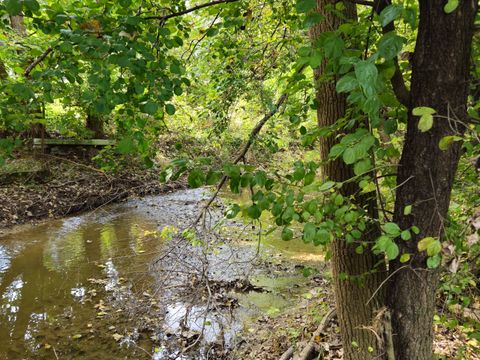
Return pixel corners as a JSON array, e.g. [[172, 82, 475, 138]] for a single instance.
[[1, 0, 479, 358]]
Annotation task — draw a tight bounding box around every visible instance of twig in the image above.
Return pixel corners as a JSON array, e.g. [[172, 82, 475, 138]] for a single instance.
[[185, 12, 221, 62], [52, 347, 59, 360], [144, 0, 239, 21], [345, 0, 375, 5], [192, 92, 289, 225], [279, 346, 294, 360], [366, 265, 408, 305]]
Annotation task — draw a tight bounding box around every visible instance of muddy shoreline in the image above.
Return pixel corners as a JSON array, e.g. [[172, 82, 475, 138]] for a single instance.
[[0, 154, 186, 229]]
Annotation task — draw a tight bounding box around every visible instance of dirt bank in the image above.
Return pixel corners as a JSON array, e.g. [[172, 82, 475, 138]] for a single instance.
[[0, 153, 185, 229]]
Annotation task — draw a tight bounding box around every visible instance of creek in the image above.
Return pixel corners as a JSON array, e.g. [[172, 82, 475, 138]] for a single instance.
[[0, 188, 324, 359]]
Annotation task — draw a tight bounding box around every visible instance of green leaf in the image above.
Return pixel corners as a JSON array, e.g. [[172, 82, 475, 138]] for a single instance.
[[303, 12, 324, 28], [174, 86, 183, 96], [141, 101, 158, 115], [206, 27, 218, 37], [165, 104, 176, 115], [411, 226, 420, 235], [5, 0, 22, 15], [342, 147, 356, 165], [304, 171, 315, 186], [418, 237, 433, 251], [188, 169, 205, 188], [224, 164, 240, 179], [334, 194, 344, 206], [412, 106, 436, 116], [439, 136, 462, 151], [314, 229, 330, 245], [281, 227, 293, 241], [247, 204, 262, 219], [383, 222, 401, 236], [404, 205, 412, 215], [413, 107, 436, 132], [417, 237, 441, 256], [376, 235, 399, 260], [336, 74, 358, 93], [117, 137, 135, 154], [384, 119, 398, 134], [24, 0, 40, 12], [206, 170, 221, 185], [401, 230, 411, 241], [305, 200, 317, 214], [292, 166, 305, 181], [254, 171, 267, 187], [385, 241, 399, 260], [400, 253, 411, 263], [427, 255, 441, 268], [318, 181, 335, 191], [272, 202, 283, 216], [329, 144, 345, 158], [444, 0, 459, 14], [303, 223, 316, 243], [324, 34, 344, 59], [427, 239, 442, 257], [225, 204, 240, 219], [295, 0, 316, 13], [379, 4, 404, 27], [418, 114, 434, 132], [355, 61, 378, 98], [377, 33, 405, 60], [354, 159, 372, 175]]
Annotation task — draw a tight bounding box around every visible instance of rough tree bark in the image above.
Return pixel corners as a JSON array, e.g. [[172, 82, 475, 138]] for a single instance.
[[387, 2, 478, 359], [310, 1, 386, 359]]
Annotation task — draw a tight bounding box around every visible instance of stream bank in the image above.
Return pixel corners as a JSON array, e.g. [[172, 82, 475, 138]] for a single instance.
[[0, 153, 185, 229], [0, 187, 330, 359]]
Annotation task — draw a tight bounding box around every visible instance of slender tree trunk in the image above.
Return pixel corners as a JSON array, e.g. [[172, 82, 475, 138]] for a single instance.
[[86, 113, 105, 138], [387, 2, 477, 359], [311, 2, 386, 359], [10, 14, 46, 139]]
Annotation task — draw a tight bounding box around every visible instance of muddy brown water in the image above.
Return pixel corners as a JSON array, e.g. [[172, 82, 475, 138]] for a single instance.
[[0, 188, 323, 359]]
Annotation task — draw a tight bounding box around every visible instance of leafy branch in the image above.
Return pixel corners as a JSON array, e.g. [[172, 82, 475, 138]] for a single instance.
[[24, 46, 53, 78], [143, 0, 240, 21]]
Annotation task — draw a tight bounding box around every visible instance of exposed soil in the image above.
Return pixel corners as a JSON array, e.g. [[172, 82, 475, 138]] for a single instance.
[[0, 151, 185, 229]]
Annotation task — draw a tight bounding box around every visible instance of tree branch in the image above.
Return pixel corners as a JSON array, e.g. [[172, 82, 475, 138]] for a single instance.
[[143, 0, 240, 21], [192, 91, 289, 225], [344, 0, 375, 6], [373, 0, 410, 107], [24, 47, 53, 78]]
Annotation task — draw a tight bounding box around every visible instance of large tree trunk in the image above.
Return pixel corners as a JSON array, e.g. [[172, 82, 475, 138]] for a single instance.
[[387, 2, 477, 359], [311, 2, 386, 359]]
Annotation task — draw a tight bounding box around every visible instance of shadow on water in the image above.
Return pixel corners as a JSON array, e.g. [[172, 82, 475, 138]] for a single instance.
[[0, 188, 324, 359]]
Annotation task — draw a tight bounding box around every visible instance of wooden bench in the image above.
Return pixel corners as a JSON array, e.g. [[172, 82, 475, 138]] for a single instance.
[[33, 138, 116, 149]]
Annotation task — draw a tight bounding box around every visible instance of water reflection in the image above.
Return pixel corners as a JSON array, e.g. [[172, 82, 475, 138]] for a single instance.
[[0, 206, 162, 359], [0, 245, 11, 273], [0, 188, 323, 359]]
